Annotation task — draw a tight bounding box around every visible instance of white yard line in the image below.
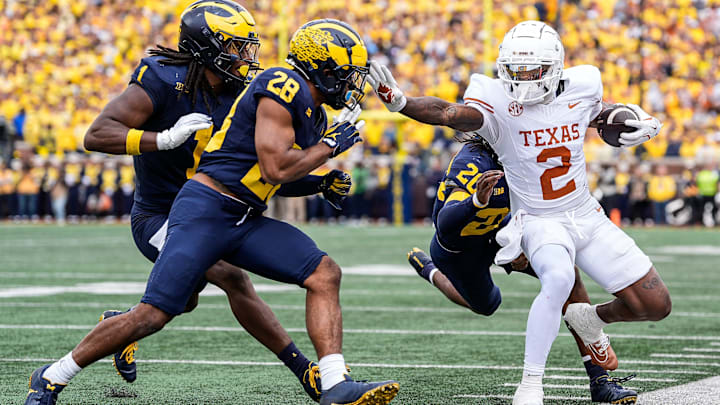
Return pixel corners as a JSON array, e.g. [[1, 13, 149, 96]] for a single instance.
[[544, 375, 676, 383], [455, 394, 592, 401], [1, 324, 719, 346], [3, 301, 719, 320], [684, 348, 720, 353], [503, 382, 639, 390], [652, 353, 720, 360], [638, 376, 720, 405], [0, 357, 708, 376]]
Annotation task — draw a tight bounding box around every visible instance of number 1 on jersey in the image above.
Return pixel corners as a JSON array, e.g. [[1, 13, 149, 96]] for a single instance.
[[187, 125, 214, 179]]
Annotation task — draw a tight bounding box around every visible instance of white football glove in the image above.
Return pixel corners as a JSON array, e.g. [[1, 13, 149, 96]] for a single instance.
[[366, 61, 407, 112], [619, 104, 662, 147], [332, 105, 365, 131], [156, 112, 213, 151]]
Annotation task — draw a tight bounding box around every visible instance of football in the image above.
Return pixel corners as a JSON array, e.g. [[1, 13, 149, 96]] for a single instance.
[[595, 105, 639, 147]]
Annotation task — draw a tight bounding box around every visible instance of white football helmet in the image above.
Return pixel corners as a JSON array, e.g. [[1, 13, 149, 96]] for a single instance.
[[497, 21, 565, 105]]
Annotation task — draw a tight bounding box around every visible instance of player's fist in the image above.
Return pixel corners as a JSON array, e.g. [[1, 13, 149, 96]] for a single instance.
[[367, 61, 407, 112], [157, 112, 212, 151], [320, 170, 352, 210], [473, 170, 504, 208], [619, 104, 662, 147], [321, 121, 363, 158]]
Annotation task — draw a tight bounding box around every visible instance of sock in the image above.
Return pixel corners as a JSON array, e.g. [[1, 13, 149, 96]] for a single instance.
[[427, 268, 439, 286], [520, 361, 544, 387], [584, 356, 606, 381], [277, 342, 312, 380], [43, 352, 82, 385], [589, 304, 609, 329], [318, 353, 346, 391]]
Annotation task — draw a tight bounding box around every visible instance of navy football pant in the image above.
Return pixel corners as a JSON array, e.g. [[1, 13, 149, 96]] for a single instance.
[[142, 180, 326, 315], [429, 233, 502, 316]]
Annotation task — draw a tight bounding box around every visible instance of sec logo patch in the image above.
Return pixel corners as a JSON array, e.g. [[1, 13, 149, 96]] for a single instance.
[[508, 101, 524, 117]]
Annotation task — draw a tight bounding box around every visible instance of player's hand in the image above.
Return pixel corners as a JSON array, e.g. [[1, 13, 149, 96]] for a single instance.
[[473, 170, 504, 207], [367, 61, 407, 112], [619, 104, 662, 147], [333, 105, 363, 126], [320, 169, 352, 210], [156, 113, 212, 151], [321, 121, 363, 158], [510, 253, 529, 271]]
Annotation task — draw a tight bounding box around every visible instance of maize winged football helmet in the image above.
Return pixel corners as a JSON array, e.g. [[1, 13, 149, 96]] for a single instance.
[[286, 19, 369, 110], [178, 0, 260, 86]]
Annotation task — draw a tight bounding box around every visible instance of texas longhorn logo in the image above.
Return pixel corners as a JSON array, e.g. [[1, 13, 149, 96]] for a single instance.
[[377, 83, 394, 104], [508, 101, 524, 117]]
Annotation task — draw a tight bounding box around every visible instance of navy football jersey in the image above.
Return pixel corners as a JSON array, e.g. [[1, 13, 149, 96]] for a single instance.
[[130, 56, 238, 213], [197, 67, 327, 211], [432, 143, 510, 250]]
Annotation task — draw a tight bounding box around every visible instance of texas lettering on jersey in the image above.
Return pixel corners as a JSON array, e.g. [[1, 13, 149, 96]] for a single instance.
[[520, 124, 581, 147]]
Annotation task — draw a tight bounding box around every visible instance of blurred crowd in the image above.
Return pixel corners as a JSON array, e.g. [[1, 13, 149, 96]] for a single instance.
[[2, 0, 720, 225]]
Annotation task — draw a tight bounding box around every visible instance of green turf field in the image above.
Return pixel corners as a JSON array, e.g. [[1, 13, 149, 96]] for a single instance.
[[1, 224, 719, 404]]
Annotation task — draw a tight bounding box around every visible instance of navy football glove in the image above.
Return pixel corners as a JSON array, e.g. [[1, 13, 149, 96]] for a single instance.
[[320, 170, 352, 210], [321, 121, 363, 158]]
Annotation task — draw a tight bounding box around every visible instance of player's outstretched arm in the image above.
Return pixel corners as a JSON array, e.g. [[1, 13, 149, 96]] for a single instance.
[[367, 61, 484, 132], [84, 84, 211, 155], [255, 98, 360, 185]]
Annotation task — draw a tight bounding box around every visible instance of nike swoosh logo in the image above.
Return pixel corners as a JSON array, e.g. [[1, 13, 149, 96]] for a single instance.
[[569, 102, 581, 109], [596, 207, 602, 212]]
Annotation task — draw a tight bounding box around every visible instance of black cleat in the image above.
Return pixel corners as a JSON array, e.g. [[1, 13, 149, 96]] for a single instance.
[[100, 310, 137, 383], [24, 364, 65, 405], [301, 361, 322, 402], [320, 375, 399, 405], [590, 374, 638, 404], [407, 247, 436, 283]]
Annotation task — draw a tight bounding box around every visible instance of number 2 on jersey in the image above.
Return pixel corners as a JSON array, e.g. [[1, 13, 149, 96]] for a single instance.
[[186, 125, 214, 179], [537, 146, 576, 200], [266, 71, 300, 103]]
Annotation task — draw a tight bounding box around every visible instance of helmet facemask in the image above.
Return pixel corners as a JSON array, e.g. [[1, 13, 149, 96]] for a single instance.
[[217, 33, 261, 85], [320, 63, 369, 110], [497, 62, 561, 105]]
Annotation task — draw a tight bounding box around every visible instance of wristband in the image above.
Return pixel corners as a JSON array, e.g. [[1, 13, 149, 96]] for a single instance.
[[472, 192, 489, 209], [125, 129, 144, 155]]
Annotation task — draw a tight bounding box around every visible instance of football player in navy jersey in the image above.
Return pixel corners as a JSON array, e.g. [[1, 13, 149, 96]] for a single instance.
[[26, 17, 398, 405], [25, 2, 348, 405], [406, 136, 637, 404]]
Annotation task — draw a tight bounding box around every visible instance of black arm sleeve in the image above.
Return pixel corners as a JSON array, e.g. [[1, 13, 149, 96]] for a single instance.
[[276, 174, 324, 197]]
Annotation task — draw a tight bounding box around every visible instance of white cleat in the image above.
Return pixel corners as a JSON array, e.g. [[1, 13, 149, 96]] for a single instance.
[[564, 303, 618, 370], [512, 383, 543, 405]]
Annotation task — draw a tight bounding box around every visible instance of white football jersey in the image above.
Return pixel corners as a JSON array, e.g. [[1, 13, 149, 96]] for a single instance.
[[463, 65, 603, 215]]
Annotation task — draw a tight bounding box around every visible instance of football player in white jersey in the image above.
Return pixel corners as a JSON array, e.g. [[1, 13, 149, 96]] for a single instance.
[[368, 20, 670, 405]]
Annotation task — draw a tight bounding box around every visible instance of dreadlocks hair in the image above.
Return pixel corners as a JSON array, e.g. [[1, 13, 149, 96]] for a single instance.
[[454, 133, 502, 168], [147, 45, 215, 112]]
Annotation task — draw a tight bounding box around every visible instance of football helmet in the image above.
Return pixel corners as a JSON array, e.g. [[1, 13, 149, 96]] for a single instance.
[[178, 0, 260, 86], [497, 21, 564, 105], [286, 19, 369, 110]]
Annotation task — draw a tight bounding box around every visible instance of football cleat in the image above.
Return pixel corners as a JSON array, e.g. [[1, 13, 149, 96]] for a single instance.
[[564, 303, 618, 370], [24, 364, 66, 405], [319, 375, 399, 405], [590, 374, 638, 404], [100, 310, 137, 382], [301, 361, 322, 402], [512, 382, 543, 405], [407, 247, 436, 283]]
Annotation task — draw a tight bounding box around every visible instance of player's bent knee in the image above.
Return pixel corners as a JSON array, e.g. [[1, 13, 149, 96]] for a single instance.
[[304, 256, 341, 290], [183, 292, 199, 313], [132, 303, 173, 335], [469, 287, 502, 316], [206, 261, 252, 294], [540, 269, 575, 297]]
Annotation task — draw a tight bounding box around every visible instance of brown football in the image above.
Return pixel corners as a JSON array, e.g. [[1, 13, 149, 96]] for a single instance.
[[595, 106, 639, 147]]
